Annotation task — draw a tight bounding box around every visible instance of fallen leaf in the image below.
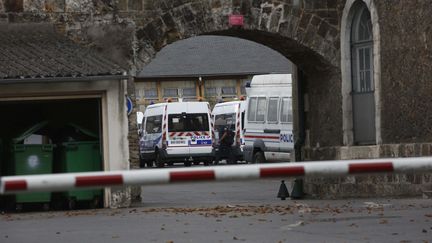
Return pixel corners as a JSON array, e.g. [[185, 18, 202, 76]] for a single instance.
[[287, 221, 304, 227]]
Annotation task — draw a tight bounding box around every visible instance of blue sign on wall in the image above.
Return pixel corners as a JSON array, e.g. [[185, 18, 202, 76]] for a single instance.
[[126, 96, 133, 115]]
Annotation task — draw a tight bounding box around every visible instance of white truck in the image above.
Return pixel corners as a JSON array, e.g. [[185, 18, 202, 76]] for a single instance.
[[243, 74, 294, 163], [212, 100, 246, 163], [139, 101, 214, 167]]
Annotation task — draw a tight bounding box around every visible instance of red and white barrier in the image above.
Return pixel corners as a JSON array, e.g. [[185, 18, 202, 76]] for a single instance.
[[1, 157, 432, 194]]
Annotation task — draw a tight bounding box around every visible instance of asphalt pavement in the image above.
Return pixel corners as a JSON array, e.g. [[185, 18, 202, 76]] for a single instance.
[[1, 176, 431, 243]]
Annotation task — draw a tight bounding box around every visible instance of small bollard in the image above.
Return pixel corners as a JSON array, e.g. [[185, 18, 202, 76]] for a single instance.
[[291, 178, 304, 199], [277, 180, 289, 200]]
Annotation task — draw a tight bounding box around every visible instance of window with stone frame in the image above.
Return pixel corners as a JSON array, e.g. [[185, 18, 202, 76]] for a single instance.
[[352, 5, 373, 93], [350, 2, 376, 145]]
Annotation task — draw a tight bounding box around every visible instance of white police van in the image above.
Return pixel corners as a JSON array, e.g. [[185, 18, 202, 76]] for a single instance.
[[212, 100, 246, 163], [243, 74, 294, 163], [139, 101, 214, 167]]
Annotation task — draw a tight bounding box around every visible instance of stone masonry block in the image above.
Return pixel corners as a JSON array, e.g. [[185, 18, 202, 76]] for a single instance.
[[4, 0, 23, 12], [414, 143, 421, 156], [118, 0, 128, 10], [421, 144, 430, 156], [44, 0, 65, 12], [298, 12, 310, 29], [406, 144, 415, 157], [318, 20, 330, 38], [310, 15, 320, 26], [129, 0, 143, 11]]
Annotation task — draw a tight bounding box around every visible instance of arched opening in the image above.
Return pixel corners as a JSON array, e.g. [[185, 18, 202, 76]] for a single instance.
[[128, 1, 345, 200], [136, 27, 342, 163]]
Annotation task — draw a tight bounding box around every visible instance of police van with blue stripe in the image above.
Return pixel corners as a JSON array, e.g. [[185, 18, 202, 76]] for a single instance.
[[139, 101, 214, 167], [243, 74, 294, 163]]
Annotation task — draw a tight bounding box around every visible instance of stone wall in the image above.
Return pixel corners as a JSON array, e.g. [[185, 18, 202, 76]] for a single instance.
[[304, 143, 432, 198], [375, 1, 432, 144]]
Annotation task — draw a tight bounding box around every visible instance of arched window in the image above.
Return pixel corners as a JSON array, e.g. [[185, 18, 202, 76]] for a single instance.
[[351, 5, 373, 94], [351, 3, 375, 145], [342, 0, 381, 146]]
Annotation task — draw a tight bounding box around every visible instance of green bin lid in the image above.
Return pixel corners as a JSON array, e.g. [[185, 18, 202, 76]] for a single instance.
[[12, 120, 50, 144], [12, 121, 98, 144]]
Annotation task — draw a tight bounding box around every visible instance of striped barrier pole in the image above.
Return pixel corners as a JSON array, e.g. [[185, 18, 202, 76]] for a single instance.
[[1, 156, 432, 194]]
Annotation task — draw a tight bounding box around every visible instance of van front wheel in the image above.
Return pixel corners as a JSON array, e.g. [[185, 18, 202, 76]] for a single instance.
[[253, 151, 266, 164]]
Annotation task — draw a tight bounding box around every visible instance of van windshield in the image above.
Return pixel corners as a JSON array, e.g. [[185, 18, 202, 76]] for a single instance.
[[214, 113, 236, 132], [168, 113, 209, 132], [145, 115, 162, 134]]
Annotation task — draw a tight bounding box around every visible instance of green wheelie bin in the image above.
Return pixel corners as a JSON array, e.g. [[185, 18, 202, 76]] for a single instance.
[[59, 140, 103, 209], [10, 121, 54, 211], [12, 144, 54, 209]]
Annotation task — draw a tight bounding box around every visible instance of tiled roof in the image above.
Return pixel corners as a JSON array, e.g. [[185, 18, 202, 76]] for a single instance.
[[137, 35, 292, 78], [0, 24, 126, 80]]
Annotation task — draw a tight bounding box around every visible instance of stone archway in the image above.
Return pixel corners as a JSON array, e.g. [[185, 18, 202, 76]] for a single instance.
[[134, 1, 343, 163]]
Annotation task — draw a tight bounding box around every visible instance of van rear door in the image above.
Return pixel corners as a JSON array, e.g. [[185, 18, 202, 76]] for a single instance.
[[167, 112, 211, 153], [187, 112, 212, 154], [167, 112, 191, 155]]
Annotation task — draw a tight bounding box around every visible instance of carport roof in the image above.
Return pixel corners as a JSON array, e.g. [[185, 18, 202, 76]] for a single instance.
[[0, 24, 126, 81]]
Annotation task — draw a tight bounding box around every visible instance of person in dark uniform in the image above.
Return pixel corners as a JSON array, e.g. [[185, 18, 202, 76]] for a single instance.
[[214, 125, 235, 165]]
